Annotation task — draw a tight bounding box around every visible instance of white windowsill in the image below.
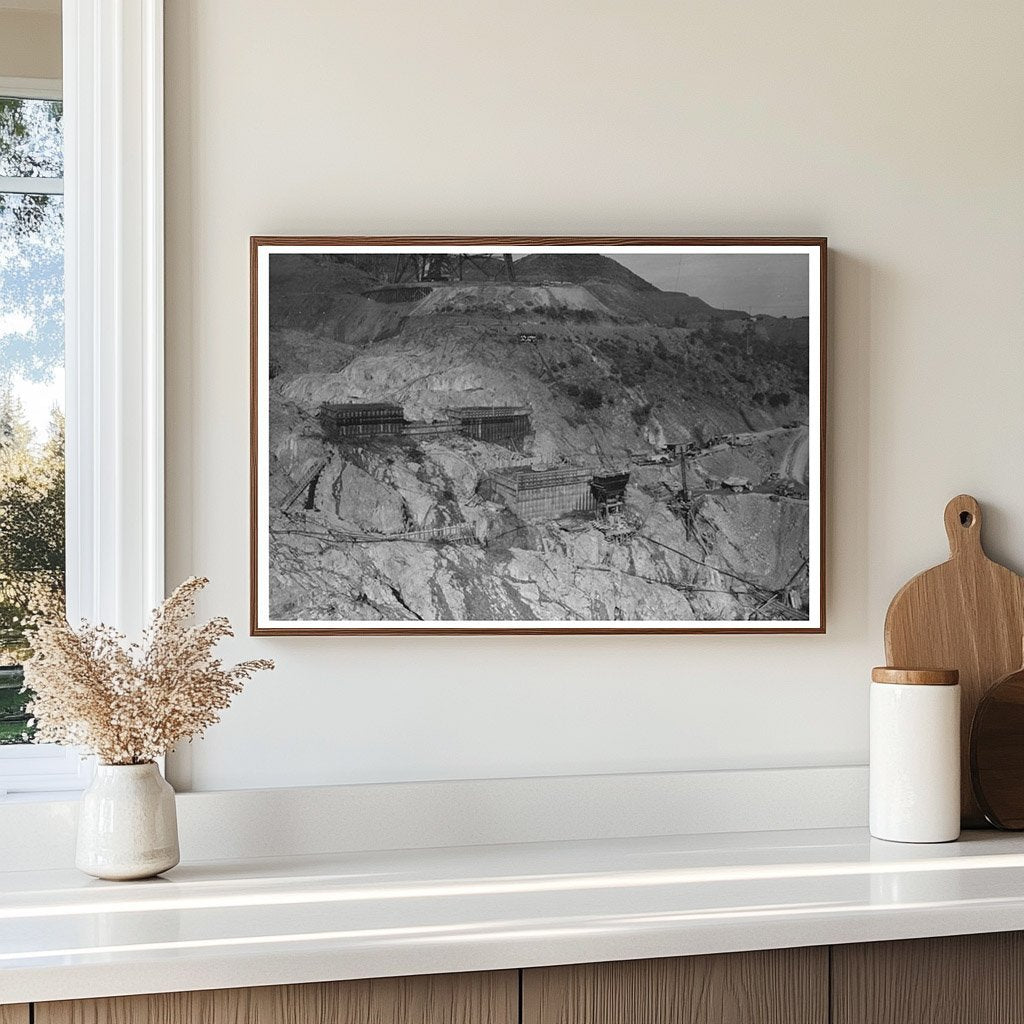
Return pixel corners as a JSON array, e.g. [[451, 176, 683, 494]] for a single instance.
[[0, 789, 85, 804]]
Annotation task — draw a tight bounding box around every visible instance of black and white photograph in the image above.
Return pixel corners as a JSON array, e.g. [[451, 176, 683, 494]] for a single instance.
[[251, 239, 825, 634]]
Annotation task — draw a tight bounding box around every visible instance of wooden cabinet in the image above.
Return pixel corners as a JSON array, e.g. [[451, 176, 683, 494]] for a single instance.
[[15, 933, 1024, 1024], [832, 932, 1024, 1024], [522, 948, 828, 1024], [34, 971, 517, 1024]]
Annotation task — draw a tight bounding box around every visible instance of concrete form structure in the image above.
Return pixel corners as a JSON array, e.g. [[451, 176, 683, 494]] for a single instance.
[[487, 465, 598, 519], [319, 403, 529, 445], [445, 406, 531, 445], [319, 403, 407, 438]]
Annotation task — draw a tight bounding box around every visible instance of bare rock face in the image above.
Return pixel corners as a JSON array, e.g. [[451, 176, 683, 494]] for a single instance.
[[270, 425, 812, 623], [699, 493, 809, 590], [315, 460, 406, 534]]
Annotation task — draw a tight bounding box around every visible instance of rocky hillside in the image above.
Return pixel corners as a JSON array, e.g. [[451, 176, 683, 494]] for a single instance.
[[266, 253, 812, 624], [513, 252, 659, 292]]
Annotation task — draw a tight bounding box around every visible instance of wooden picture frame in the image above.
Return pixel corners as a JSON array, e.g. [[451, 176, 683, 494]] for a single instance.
[[251, 237, 826, 635]]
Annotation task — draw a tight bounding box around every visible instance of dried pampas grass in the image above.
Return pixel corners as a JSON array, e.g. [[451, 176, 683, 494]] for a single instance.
[[23, 577, 273, 765]]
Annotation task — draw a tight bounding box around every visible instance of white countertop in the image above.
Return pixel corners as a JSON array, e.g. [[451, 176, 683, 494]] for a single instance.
[[4, 826, 1024, 1004]]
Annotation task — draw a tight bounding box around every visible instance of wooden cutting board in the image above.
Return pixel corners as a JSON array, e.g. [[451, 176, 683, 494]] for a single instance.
[[884, 494, 1024, 826]]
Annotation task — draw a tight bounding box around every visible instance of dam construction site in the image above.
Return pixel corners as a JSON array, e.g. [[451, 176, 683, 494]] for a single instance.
[[266, 251, 813, 624]]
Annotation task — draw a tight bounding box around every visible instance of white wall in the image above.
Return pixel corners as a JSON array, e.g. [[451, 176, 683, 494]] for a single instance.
[[164, 0, 1024, 792]]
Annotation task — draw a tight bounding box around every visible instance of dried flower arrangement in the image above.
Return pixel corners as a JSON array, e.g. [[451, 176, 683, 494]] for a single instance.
[[23, 577, 273, 765]]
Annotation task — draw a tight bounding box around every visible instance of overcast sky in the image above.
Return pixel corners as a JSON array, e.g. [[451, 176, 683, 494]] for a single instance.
[[615, 253, 810, 318]]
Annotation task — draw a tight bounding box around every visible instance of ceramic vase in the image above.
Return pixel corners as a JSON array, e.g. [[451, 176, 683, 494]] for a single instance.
[[76, 762, 180, 880]]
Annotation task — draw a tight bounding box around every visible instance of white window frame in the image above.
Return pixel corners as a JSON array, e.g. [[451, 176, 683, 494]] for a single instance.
[[0, 0, 165, 797]]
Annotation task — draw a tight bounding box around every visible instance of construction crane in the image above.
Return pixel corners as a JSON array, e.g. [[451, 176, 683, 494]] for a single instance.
[[390, 253, 516, 284]]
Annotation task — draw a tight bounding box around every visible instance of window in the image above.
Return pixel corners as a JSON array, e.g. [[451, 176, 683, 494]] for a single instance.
[[0, 80, 79, 794], [0, 87, 65, 733], [0, 4, 166, 798]]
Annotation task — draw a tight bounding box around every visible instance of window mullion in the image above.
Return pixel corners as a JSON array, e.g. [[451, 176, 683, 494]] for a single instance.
[[0, 176, 64, 195]]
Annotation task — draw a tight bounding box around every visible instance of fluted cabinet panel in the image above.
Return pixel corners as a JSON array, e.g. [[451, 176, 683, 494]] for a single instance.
[[832, 933, 1024, 1024], [522, 948, 828, 1024], [35, 972, 518, 1024]]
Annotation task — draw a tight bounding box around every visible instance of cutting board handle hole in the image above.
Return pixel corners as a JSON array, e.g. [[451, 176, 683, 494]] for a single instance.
[[944, 494, 982, 555]]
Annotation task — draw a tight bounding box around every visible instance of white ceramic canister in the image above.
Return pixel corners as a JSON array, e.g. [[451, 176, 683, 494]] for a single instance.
[[76, 762, 181, 880], [870, 667, 961, 843]]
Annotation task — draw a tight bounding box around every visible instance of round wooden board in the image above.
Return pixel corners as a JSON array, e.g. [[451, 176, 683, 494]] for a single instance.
[[971, 663, 1024, 829]]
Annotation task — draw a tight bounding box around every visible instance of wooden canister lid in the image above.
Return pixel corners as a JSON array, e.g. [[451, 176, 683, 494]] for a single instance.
[[871, 667, 959, 686]]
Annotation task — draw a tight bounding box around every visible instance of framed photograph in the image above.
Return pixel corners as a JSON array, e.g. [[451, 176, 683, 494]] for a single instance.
[[251, 237, 826, 635]]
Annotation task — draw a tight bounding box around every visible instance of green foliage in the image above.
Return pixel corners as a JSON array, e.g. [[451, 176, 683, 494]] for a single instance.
[[578, 387, 603, 410], [0, 392, 65, 663], [0, 665, 29, 743], [0, 394, 64, 743]]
